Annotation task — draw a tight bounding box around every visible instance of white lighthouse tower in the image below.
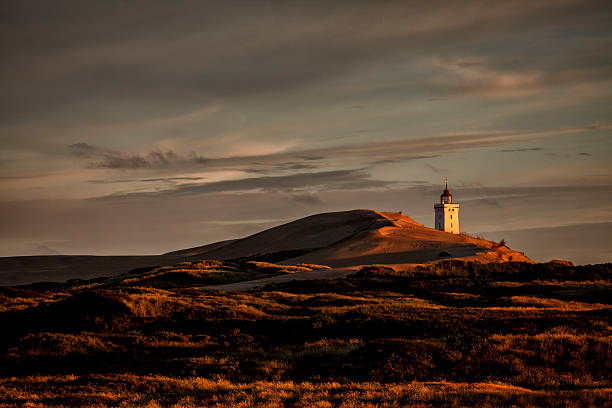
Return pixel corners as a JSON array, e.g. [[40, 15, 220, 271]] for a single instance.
[[434, 178, 460, 234]]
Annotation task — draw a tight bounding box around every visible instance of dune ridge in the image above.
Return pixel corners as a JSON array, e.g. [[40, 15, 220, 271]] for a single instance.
[[190, 209, 532, 267]]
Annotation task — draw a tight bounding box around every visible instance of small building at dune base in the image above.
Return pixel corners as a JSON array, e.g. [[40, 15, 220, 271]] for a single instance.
[[434, 179, 459, 234]]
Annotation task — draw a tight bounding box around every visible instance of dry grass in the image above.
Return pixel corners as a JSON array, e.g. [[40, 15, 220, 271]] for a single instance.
[[1, 261, 611, 406], [8, 333, 116, 357], [1, 374, 611, 408], [89, 259, 330, 289], [505, 295, 611, 311]]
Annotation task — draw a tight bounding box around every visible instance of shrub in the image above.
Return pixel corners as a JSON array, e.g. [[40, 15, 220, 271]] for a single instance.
[[11, 332, 116, 357]]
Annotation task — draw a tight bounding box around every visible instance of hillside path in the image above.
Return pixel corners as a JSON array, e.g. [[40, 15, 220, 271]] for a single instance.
[[201, 268, 355, 292]]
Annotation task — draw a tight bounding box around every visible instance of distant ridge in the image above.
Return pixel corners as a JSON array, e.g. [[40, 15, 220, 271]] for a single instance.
[[165, 239, 239, 257]]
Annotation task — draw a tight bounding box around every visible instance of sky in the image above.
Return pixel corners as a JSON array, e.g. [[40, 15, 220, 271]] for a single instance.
[[1, 0, 611, 264]]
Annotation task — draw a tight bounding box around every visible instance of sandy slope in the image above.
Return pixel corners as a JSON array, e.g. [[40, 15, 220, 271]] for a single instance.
[[197, 209, 532, 267], [1, 209, 532, 286], [164, 239, 238, 256], [197, 209, 389, 261], [204, 268, 355, 292]]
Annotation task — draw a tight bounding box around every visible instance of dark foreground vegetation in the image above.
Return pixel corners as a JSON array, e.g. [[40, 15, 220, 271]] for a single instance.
[[0, 260, 611, 407]]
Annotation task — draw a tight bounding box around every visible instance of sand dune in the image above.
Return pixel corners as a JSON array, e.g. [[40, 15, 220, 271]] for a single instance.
[[0, 209, 531, 286], [192, 210, 390, 261], [194, 209, 532, 267]]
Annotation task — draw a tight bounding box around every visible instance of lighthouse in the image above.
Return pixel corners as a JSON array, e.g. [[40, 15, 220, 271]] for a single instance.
[[434, 178, 460, 234]]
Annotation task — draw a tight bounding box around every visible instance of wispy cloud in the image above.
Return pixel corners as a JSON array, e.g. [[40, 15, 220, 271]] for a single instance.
[[97, 169, 389, 199], [498, 147, 544, 153], [88, 176, 205, 184], [425, 163, 441, 173], [474, 198, 503, 208], [32, 244, 62, 255], [290, 193, 325, 206], [70, 142, 199, 169], [425, 56, 612, 99], [70, 123, 612, 174]]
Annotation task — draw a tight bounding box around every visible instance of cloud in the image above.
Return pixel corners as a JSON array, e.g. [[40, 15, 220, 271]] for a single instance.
[[70, 142, 197, 169], [88, 176, 205, 184], [424, 55, 612, 99], [290, 194, 324, 206], [433, 69, 544, 98], [93, 154, 150, 169], [242, 162, 320, 174], [189, 123, 611, 172], [92, 151, 179, 170], [32, 244, 62, 255], [69, 142, 103, 158], [454, 59, 488, 68], [369, 155, 440, 166], [498, 147, 544, 152], [97, 169, 390, 199], [68, 122, 610, 176], [474, 198, 503, 208], [1, 0, 608, 125], [425, 163, 441, 173]]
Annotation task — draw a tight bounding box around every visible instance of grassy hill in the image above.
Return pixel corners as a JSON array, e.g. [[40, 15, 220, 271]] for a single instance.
[[1, 260, 611, 406]]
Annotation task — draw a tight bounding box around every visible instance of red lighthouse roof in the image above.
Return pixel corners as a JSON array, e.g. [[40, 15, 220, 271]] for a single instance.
[[440, 178, 452, 203]]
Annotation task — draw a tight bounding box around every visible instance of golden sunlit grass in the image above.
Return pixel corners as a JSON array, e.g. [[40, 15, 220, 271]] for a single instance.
[[0, 288, 65, 313], [2, 374, 611, 408], [505, 295, 611, 311], [0, 296, 44, 313], [86, 259, 331, 290], [1, 260, 611, 406]]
